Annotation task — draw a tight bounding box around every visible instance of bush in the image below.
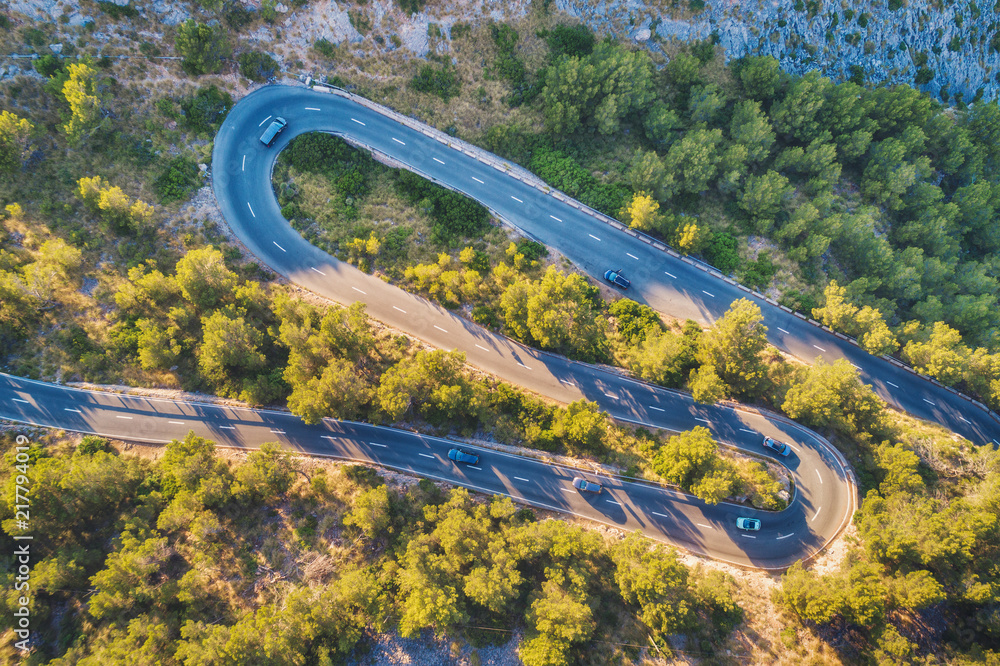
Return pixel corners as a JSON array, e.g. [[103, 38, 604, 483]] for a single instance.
[[34, 53, 65, 78], [394, 170, 489, 244], [223, 1, 256, 30], [410, 64, 461, 101], [154, 156, 201, 204], [77, 435, 110, 455], [180, 85, 233, 135], [546, 23, 595, 59], [702, 232, 741, 274], [238, 50, 279, 82], [740, 251, 778, 290], [397, 0, 426, 13], [96, 1, 140, 19], [313, 38, 336, 58]]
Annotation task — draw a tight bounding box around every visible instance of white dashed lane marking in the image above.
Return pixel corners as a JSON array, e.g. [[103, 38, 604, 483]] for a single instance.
[[812, 507, 822, 521], [305, 107, 320, 111], [511, 196, 523, 203], [258, 115, 272, 127], [270, 429, 285, 434], [352, 287, 366, 295], [220, 426, 235, 430], [702, 290, 715, 298], [369, 442, 387, 448], [741, 534, 757, 539], [475, 344, 489, 351], [589, 234, 601, 241], [561, 488, 575, 493], [664, 271, 676, 278], [64, 408, 81, 413], [241, 155, 246, 171], [887, 381, 899, 388], [626, 253, 639, 260], [958, 416, 969, 423], [310, 267, 326, 276], [550, 215, 562, 222], [777, 533, 794, 540], [419, 453, 435, 459], [116, 416, 132, 420], [247, 203, 255, 218], [697, 523, 712, 529], [393, 306, 406, 313], [777, 327, 789, 334], [351, 118, 365, 126], [434, 326, 448, 333], [273, 242, 286, 252], [652, 511, 669, 518], [924, 399, 936, 406], [695, 417, 710, 423], [739, 428, 756, 434], [813, 345, 826, 352], [433, 157, 445, 165], [472, 177, 485, 184], [468, 466, 481, 470], [168, 421, 185, 425], [606, 500, 622, 505], [816, 470, 823, 484], [649, 406, 665, 412], [12, 398, 28, 403], [392, 137, 405, 145], [514, 477, 530, 482]]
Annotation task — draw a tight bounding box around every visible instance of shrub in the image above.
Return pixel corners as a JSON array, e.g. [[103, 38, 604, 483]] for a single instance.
[[410, 64, 461, 101], [223, 1, 256, 30], [450, 22, 471, 39], [702, 232, 741, 274], [180, 85, 233, 135], [397, 0, 426, 13], [77, 435, 110, 455], [96, 1, 140, 19], [154, 156, 201, 204], [34, 53, 65, 78], [546, 23, 595, 59], [313, 38, 336, 58], [238, 50, 279, 82]]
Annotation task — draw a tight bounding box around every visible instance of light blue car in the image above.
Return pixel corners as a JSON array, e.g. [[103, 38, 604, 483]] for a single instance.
[[736, 517, 761, 531], [447, 448, 479, 465]]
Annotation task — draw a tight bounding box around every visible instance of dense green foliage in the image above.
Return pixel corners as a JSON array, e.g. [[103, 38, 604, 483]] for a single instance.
[[179, 85, 233, 136], [153, 156, 201, 204], [410, 64, 461, 101], [0, 432, 741, 663], [175, 20, 229, 76], [237, 50, 279, 82]]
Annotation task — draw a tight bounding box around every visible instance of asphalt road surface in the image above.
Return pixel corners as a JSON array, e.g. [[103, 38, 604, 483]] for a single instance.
[[213, 84, 1000, 450], [0, 373, 852, 569]]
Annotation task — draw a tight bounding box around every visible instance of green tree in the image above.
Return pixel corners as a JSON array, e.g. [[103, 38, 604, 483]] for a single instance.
[[651, 427, 736, 504], [0, 110, 33, 176], [734, 55, 780, 102], [697, 298, 769, 398], [729, 100, 775, 163], [174, 246, 238, 310], [901, 321, 970, 385], [664, 52, 702, 98], [198, 311, 267, 391], [643, 103, 682, 146], [689, 364, 726, 404], [520, 578, 595, 666], [343, 485, 394, 539], [175, 20, 229, 76], [782, 359, 887, 436], [662, 128, 723, 195], [546, 23, 595, 59], [612, 533, 694, 637], [61, 62, 103, 140], [231, 442, 296, 505], [237, 50, 279, 82], [737, 170, 792, 233]]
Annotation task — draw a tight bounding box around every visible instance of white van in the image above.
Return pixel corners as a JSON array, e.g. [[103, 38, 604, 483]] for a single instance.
[[259, 117, 287, 146]]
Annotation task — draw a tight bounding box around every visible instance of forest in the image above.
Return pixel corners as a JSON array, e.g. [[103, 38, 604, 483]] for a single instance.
[[1, 1, 1000, 662]]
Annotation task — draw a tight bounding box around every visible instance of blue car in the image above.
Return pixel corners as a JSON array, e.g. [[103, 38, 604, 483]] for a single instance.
[[448, 448, 479, 465], [736, 517, 761, 531], [604, 269, 630, 289], [762, 436, 791, 456], [572, 477, 603, 493]]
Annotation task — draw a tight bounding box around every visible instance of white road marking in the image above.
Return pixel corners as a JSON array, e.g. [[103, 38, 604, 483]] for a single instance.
[[514, 476, 530, 482], [626, 253, 639, 260], [561, 488, 575, 493], [468, 466, 482, 470], [220, 426, 235, 430], [241, 155, 246, 171], [887, 381, 899, 388], [393, 306, 406, 313], [64, 408, 81, 413], [812, 507, 822, 521], [994, 439, 1000, 446], [247, 202, 255, 217], [270, 429, 285, 434], [511, 196, 523, 203], [475, 344, 489, 351], [433, 157, 445, 165], [305, 106, 321, 111], [604, 393, 617, 399], [392, 137, 405, 145], [664, 271, 676, 278], [369, 442, 387, 448], [777, 327, 789, 334], [606, 499, 622, 505], [518, 363, 532, 370], [741, 534, 757, 539], [12, 398, 28, 403], [258, 115, 272, 126], [851, 363, 862, 370], [777, 533, 794, 540], [923, 399, 936, 406], [321, 436, 336, 440], [168, 421, 185, 425], [649, 406, 665, 412], [739, 428, 756, 434], [351, 118, 366, 126], [310, 267, 326, 276], [116, 416, 132, 420], [813, 345, 826, 352], [652, 511, 670, 518], [695, 417, 710, 423], [697, 523, 712, 529], [550, 215, 562, 222], [559, 379, 576, 386], [958, 416, 969, 423], [419, 453, 435, 459], [588, 234, 601, 241], [702, 290, 715, 298], [472, 177, 485, 184], [273, 241, 286, 252], [434, 325, 448, 333], [816, 469, 823, 483], [352, 287, 366, 295]]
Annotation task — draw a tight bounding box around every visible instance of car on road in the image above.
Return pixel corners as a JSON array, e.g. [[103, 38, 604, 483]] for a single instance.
[[736, 516, 761, 531], [603, 269, 630, 289], [762, 436, 791, 456], [448, 448, 479, 464], [572, 477, 603, 493], [259, 117, 287, 146]]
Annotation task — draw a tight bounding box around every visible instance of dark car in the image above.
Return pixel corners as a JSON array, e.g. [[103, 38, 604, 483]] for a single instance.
[[572, 477, 603, 493], [762, 436, 791, 456], [736, 516, 761, 531], [447, 448, 479, 465], [603, 269, 630, 289], [259, 117, 287, 146]]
